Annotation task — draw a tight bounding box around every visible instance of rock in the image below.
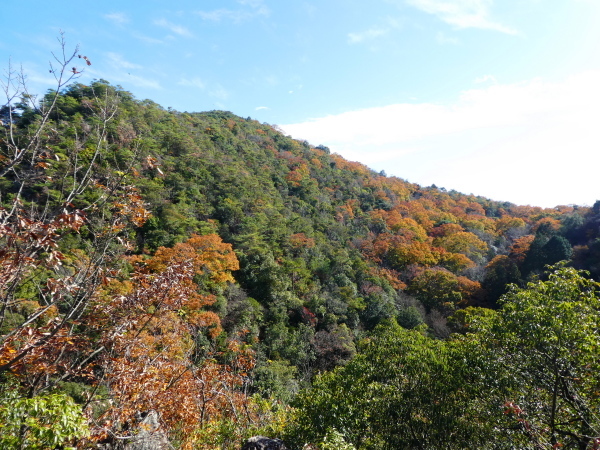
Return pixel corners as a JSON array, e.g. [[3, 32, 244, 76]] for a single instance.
[[125, 411, 173, 450], [97, 410, 173, 450], [241, 435, 288, 450]]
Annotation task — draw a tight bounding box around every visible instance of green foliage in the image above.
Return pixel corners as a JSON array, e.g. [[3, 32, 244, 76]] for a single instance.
[[0, 383, 89, 449], [482, 255, 522, 306], [320, 428, 357, 450], [446, 306, 496, 334], [252, 359, 299, 403], [287, 323, 483, 449], [396, 305, 424, 329], [289, 267, 600, 449], [407, 268, 463, 311], [4, 71, 599, 448], [477, 265, 600, 448]]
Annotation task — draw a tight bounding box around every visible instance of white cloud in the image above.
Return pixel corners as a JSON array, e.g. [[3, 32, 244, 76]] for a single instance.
[[105, 12, 129, 25], [348, 18, 402, 44], [474, 74, 497, 84], [178, 78, 229, 101], [281, 71, 600, 207], [255, 106, 269, 111], [100, 54, 160, 89], [406, 0, 518, 34], [106, 52, 142, 70], [436, 31, 459, 44], [154, 19, 193, 37], [124, 74, 162, 90], [179, 77, 206, 90], [91, 69, 161, 90], [237, 0, 270, 15], [196, 0, 270, 23], [348, 27, 388, 44], [208, 84, 230, 100], [21, 65, 58, 87], [132, 32, 165, 45]]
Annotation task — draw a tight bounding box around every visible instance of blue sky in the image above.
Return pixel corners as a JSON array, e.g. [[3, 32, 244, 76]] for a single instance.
[[1, 1, 599, 207]]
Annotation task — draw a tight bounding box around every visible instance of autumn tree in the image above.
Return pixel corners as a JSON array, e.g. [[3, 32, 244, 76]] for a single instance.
[[0, 37, 149, 396], [407, 267, 479, 311], [433, 231, 488, 264], [85, 234, 270, 449]]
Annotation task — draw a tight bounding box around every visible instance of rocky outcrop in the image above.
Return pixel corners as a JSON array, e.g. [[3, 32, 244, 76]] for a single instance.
[[98, 411, 173, 450], [124, 411, 173, 450], [241, 436, 288, 450]]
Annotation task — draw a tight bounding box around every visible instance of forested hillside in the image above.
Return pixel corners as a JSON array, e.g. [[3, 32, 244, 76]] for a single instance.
[[2, 60, 600, 449]]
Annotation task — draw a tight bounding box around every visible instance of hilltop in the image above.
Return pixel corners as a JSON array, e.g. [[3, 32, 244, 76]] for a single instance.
[[2, 78, 600, 449]]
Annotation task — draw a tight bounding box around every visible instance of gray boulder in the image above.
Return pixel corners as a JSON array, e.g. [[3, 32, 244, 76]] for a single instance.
[[241, 436, 288, 450], [98, 410, 173, 450], [125, 410, 173, 450]]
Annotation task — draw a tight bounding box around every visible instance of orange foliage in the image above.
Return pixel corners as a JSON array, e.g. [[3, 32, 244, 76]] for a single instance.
[[457, 276, 482, 304], [371, 210, 429, 241], [532, 217, 561, 234], [396, 201, 435, 232], [310, 157, 323, 169], [495, 216, 527, 235], [368, 266, 407, 291], [88, 238, 251, 448], [433, 231, 488, 261], [430, 223, 463, 238], [437, 250, 475, 273], [148, 234, 239, 284], [329, 154, 372, 176], [289, 232, 316, 250], [338, 199, 360, 221], [285, 163, 310, 187], [509, 235, 535, 264], [387, 240, 439, 270]]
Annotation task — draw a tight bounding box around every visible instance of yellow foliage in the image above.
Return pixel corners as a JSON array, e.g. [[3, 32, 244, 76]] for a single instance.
[[148, 234, 239, 284]]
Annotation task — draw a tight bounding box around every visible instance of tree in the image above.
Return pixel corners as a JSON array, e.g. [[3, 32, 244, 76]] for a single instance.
[[483, 255, 522, 306], [0, 381, 89, 449], [0, 37, 149, 394], [433, 231, 488, 264], [88, 236, 258, 448], [471, 266, 600, 448], [407, 267, 475, 311], [287, 322, 485, 450]]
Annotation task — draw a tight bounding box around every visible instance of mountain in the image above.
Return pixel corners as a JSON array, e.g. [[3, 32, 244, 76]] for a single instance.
[[1, 79, 599, 449]]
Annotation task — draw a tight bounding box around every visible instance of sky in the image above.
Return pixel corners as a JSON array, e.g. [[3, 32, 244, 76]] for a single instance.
[[1, 0, 599, 208]]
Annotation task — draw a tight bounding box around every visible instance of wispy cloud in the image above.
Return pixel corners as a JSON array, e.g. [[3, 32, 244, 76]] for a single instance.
[[154, 19, 193, 37], [255, 106, 269, 111], [106, 52, 142, 70], [436, 31, 459, 44], [348, 27, 388, 44], [209, 84, 230, 101], [474, 74, 497, 84], [20, 64, 58, 87], [195, 0, 270, 23], [406, 0, 517, 34], [125, 74, 162, 90], [178, 77, 206, 90], [132, 32, 165, 45], [281, 71, 600, 207], [348, 18, 402, 44], [178, 78, 230, 101], [102, 53, 160, 89], [104, 12, 129, 25]]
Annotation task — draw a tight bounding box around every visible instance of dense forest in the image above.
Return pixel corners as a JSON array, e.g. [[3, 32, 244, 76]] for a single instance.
[[2, 48, 600, 449]]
